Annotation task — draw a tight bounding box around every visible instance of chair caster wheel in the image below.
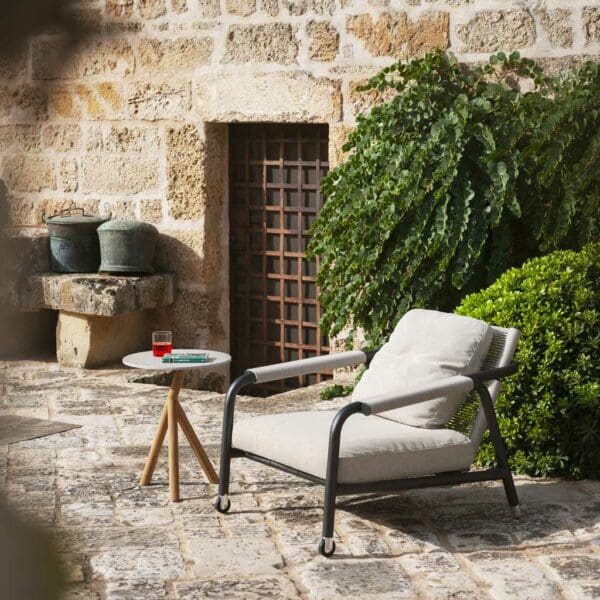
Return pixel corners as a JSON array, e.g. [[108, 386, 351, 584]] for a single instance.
[[318, 538, 336, 558], [214, 495, 231, 514]]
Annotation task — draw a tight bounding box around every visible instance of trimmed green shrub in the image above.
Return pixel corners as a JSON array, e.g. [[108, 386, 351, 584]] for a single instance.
[[456, 244, 600, 479]]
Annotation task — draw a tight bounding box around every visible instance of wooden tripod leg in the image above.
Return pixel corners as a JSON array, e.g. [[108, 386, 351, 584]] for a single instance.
[[168, 371, 184, 502], [140, 401, 168, 486], [177, 405, 219, 484]]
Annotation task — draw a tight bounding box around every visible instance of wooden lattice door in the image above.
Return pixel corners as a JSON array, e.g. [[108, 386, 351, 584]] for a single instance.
[[229, 124, 330, 395]]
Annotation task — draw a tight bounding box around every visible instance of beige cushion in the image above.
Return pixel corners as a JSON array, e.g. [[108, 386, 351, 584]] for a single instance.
[[353, 309, 493, 428], [232, 411, 475, 484]]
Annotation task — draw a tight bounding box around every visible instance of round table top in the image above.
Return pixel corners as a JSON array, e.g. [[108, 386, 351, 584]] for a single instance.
[[122, 349, 231, 371]]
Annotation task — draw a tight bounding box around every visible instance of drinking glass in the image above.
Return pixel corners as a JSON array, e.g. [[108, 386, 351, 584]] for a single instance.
[[152, 331, 172, 357]]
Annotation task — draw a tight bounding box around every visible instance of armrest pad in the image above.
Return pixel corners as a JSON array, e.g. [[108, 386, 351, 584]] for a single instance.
[[248, 350, 367, 384], [361, 375, 474, 415]]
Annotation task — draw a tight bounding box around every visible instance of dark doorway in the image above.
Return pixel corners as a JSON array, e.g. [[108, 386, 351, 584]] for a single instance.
[[229, 123, 331, 395]]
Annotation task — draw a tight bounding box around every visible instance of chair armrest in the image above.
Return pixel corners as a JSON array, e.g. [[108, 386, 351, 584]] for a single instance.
[[361, 375, 474, 415], [247, 350, 368, 384], [466, 363, 518, 383], [361, 364, 518, 416]]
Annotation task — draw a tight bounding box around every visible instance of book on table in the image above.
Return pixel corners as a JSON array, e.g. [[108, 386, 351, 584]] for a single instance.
[[162, 353, 209, 364]]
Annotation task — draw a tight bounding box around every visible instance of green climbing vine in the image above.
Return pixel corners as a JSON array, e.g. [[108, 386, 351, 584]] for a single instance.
[[308, 51, 600, 346]]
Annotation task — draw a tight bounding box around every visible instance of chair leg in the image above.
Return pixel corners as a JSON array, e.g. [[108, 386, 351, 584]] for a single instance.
[[214, 443, 231, 514], [502, 471, 521, 517], [320, 477, 337, 557], [319, 402, 365, 557], [474, 381, 521, 518], [214, 373, 255, 515]]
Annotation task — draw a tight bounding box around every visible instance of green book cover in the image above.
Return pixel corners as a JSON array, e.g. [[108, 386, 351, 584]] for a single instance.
[[162, 353, 209, 363]]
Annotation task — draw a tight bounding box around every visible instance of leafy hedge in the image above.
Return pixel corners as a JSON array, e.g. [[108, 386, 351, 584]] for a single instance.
[[308, 51, 600, 346], [456, 244, 600, 479]]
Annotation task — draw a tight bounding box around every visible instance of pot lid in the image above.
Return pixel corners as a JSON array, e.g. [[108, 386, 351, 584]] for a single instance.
[[43, 208, 106, 225], [98, 220, 158, 234]]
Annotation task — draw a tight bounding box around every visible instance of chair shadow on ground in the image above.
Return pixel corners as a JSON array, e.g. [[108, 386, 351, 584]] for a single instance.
[[334, 479, 597, 556]]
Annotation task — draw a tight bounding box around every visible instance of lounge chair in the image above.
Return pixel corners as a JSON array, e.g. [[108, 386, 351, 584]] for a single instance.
[[214, 309, 520, 557]]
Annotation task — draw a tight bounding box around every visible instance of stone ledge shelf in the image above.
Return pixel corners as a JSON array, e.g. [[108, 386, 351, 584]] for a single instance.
[[21, 273, 175, 368]]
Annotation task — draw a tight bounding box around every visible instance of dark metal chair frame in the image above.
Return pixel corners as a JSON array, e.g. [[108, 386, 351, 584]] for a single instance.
[[215, 359, 519, 557]]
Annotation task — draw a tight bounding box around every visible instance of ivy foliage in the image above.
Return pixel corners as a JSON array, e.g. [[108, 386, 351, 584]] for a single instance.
[[456, 244, 600, 479], [308, 51, 600, 345]]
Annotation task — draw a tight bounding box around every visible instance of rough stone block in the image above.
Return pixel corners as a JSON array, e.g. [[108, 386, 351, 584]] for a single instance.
[[540, 554, 600, 583], [49, 83, 124, 120], [346, 11, 449, 58], [0, 125, 40, 152], [347, 76, 396, 118], [82, 154, 160, 193], [307, 21, 339, 62], [105, 0, 133, 18], [225, 0, 256, 16], [90, 548, 184, 580], [283, 0, 307, 16], [167, 124, 206, 220], [103, 125, 161, 153], [138, 0, 168, 19], [32, 39, 134, 80], [139, 199, 163, 223], [297, 559, 416, 599], [198, 0, 220, 17], [103, 198, 136, 220], [22, 273, 175, 317], [58, 158, 79, 193], [56, 310, 147, 368], [328, 123, 353, 168], [189, 537, 283, 578], [138, 37, 213, 72], [259, 0, 279, 16], [223, 24, 298, 64], [127, 81, 191, 120], [41, 124, 81, 152], [1, 154, 55, 192], [466, 551, 560, 599], [155, 229, 211, 283], [195, 72, 342, 122], [312, 0, 336, 16], [457, 9, 536, 53], [0, 85, 48, 122], [537, 9, 573, 48], [175, 577, 300, 599], [583, 7, 600, 45]]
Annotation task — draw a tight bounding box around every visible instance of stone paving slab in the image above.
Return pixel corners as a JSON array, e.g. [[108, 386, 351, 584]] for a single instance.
[[1, 359, 599, 599]]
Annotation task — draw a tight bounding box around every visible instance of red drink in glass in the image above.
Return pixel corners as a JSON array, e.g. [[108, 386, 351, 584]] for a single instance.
[[152, 331, 172, 357], [153, 342, 173, 357]]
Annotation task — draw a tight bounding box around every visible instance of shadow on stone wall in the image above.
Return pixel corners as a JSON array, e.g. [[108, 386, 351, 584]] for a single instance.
[[0, 178, 56, 360], [150, 232, 226, 351]]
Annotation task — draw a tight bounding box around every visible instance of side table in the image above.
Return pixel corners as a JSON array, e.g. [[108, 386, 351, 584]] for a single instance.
[[123, 349, 231, 502]]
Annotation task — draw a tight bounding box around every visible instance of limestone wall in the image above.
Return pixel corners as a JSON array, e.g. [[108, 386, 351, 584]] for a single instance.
[[1, 0, 598, 350]]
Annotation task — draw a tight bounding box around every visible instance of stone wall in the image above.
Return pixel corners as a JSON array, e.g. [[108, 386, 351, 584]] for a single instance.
[[0, 0, 598, 351]]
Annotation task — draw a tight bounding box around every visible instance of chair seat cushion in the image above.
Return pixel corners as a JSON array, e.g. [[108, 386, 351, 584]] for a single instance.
[[232, 410, 475, 484], [352, 309, 493, 428]]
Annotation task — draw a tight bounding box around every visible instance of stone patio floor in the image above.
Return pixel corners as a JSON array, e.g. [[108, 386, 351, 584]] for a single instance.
[[1, 360, 599, 599]]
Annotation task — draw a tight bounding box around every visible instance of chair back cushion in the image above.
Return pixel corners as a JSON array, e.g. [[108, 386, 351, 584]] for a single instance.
[[352, 309, 493, 428]]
